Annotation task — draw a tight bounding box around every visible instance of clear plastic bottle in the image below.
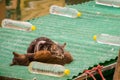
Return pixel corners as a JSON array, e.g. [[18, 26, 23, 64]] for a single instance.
[[1, 19, 36, 31], [49, 5, 81, 18], [93, 34, 120, 46], [96, 0, 120, 7], [28, 61, 70, 77], [96, 0, 113, 6], [112, 0, 120, 8]]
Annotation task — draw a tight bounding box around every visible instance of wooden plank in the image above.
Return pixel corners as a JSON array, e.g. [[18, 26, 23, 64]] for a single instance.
[[0, 76, 21, 80], [66, 0, 90, 5], [21, 0, 65, 20], [0, 0, 6, 26], [113, 50, 120, 80]]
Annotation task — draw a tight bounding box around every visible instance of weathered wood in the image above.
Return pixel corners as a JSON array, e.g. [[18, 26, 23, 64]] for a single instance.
[[74, 62, 116, 80], [65, 0, 90, 5], [113, 50, 120, 80], [21, 0, 65, 20], [6, 0, 65, 20], [0, 0, 6, 26], [0, 76, 21, 80]]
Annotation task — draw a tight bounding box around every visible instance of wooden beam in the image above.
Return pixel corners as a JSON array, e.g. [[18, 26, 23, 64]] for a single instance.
[[74, 62, 116, 80], [0, 0, 6, 26], [113, 50, 120, 80]]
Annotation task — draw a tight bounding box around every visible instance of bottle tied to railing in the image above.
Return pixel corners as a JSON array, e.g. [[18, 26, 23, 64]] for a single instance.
[[28, 61, 70, 77], [49, 5, 81, 18], [93, 34, 120, 46], [1, 19, 36, 31]]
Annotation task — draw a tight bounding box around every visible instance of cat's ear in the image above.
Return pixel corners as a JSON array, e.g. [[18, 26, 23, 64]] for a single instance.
[[61, 43, 66, 49], [13, 52, 20, 57]]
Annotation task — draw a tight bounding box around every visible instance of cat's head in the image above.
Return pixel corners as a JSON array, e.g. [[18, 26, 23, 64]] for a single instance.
[[50, 43, 66, 59], [10, 52, 33, 66]]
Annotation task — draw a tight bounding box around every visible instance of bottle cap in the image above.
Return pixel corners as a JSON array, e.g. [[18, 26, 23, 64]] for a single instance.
[[93, 35, 97, 41], [31, 25, 36, 31], [77, 12, 82, 17], [64, 69, 70, 75]]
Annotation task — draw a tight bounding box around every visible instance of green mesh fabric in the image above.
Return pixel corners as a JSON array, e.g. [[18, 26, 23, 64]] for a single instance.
[[0, 1, 120, 80]]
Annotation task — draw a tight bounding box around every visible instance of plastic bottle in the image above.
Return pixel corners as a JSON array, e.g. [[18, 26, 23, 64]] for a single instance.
[[1, 19, 36, 31], [93, 34, 120, 46], [96, 0, 112, 6], [49, 5, 81, 18], [28, 61, 70, 77], [112, 0, 120, 7], [96, 0, 120, 7]]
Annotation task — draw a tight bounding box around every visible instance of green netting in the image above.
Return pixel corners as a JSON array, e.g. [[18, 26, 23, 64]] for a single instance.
[[0, 1, 120, 80]]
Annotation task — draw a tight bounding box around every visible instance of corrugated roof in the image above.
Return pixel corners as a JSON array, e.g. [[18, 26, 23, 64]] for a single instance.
[[0, 1, 120, 80]]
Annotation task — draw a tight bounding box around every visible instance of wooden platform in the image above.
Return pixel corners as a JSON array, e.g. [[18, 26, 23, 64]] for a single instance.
[[21, 0, 65, 20]]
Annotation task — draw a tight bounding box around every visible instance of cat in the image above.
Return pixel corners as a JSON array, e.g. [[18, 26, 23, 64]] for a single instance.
[[33, 50, 73, 65], [27, 37, 54, 53], [10, 52, 33, 66], [27, 37, 66, 59], [10, 50, 73, 66], [10, 37, 73, 66]]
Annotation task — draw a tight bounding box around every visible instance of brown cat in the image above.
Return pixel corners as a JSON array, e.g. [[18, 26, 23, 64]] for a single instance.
[[27, 37, 54, 53], [10, 50, 73, 66], [34, 50, 73, 65], [10, 52, 34, 66], [27, 37, 66, 59]]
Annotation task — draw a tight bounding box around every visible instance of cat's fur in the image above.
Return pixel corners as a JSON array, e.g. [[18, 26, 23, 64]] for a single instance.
[[10, 50, 73, 66], [34, 50, 73, 65], [10, 52, 33, 66], [27, 37, 66, 59]]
